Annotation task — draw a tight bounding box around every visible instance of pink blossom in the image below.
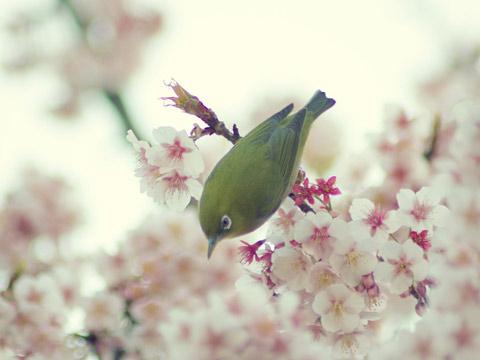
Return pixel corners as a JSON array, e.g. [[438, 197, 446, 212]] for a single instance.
[[127, 130, 203, 211], [315, 176, 341, 203], [389, 187, 449, 232], [294, 211, 334, 260], [84, 291, 124, 332], [147, 127, 204, 177], [349, 198, 393, 249], [375, 240, 428, 294], [267, 198, 303, 244], [271, 247, 313, 291]]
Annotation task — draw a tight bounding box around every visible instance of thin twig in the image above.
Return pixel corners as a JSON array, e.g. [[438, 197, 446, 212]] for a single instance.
[[58, 0, 144, 141], [162, 80, 241, 144]]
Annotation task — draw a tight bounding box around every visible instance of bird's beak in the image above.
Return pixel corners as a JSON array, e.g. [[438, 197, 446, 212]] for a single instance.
[[207, 237, 218, 260]]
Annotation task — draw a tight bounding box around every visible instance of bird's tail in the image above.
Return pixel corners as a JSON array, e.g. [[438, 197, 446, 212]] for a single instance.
[[304, 90, 336, 119]]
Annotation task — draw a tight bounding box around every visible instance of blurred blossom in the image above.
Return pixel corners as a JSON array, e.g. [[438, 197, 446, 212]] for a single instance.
[[0, 168, 79, 276], [4, 0, 162, 118]]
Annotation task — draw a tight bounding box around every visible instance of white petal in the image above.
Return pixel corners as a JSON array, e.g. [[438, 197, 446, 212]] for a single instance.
[[328, 253, 345, 275], [164, 187, 191, 212], [294, 218, 315, 243], [383, 210, 404, 233], [185, 178, 203, 200], [402, 240, 423, 261], [145, 146, 168, 168], [411, 258, 428, 281], [390, 273, 412, 294], [431, 205, 450, 227], [322, 312, 342, 332], [374, 262, 394, 283], [332, 234, 355, 255], [336, 312, 360, 333], [329, 218, 350, 240], [312, 290, 331, 315], [397, 189, 416, 211], [349, 198, 375, 221], [416, 186, 440, 206], [183, 150, 205, 177], [355, 252, 377, 275], [349, 221, 372, 242], [328, 284, 351, 300], [379, 240, 402, 260], [176, 130, 197, 150], [343, 292, 365, 314], [152, 127, 177, 145], [313, 211, 333, 227]]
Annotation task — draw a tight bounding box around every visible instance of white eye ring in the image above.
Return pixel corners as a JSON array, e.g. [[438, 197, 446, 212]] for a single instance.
[[221, 215, 232, 230]]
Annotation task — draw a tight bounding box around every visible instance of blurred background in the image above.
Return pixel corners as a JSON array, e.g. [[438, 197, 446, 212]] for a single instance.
[[1, 0, 478, 252]]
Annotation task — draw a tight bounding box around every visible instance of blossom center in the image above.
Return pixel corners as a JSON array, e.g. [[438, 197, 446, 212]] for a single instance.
[[332, 300, 345, 316], [163, 138, 191, 160], [311, 226, 329, 242], [162, 171, 188, 190], [346, 250, 360, 266], [390, 257, 412, 276], [410, 202, 431, 221], [366, 207, 385, 231]]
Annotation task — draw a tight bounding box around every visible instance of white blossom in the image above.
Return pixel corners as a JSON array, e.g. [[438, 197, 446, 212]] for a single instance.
[[271, 246, 312, 291], [84, 291, 124, 332], [267, 197, 303, 244], [389, 187, 449, 232], [328, 221, 377, 286], [294, 211, 334, 260], [375, 240, 428, 294], [349, 198, 393, 249], [312, 284, 364, 333], [146, 127, 204, 177]]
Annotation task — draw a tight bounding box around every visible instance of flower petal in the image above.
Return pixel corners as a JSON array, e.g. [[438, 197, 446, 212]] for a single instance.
[[349, 198, 375, 221], [397, 189, 416, 211]]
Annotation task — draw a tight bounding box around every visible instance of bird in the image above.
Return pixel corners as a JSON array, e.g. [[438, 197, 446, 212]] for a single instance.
[[199, 90, 335, 258]]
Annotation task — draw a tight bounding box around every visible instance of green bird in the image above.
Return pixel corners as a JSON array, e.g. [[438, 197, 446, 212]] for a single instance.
[[199, 90, 335, 258]]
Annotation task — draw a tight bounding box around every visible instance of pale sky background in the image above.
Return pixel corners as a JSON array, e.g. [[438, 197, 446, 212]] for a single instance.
[[0, 0, 478, 252]]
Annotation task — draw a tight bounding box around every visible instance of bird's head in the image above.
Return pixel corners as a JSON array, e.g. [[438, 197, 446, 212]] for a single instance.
[[199, 204, 236, 259]]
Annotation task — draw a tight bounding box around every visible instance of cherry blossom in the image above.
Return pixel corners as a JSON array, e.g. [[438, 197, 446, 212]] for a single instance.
[[127, 129, 204, 211], [349, 198, 393, 248], [375, 240, 428, 294], [13, 274, 64, 316], [389, 187, 449, 232], [328, 221, 377, 286], [312, 284, 364, 333], [294, 211, 334, 260], [266, 197, 303, 244], [84, 291, 124, 332], [147, 127, 204, 176], [271, 246, 313, 291], [306, 262, 340, 293]]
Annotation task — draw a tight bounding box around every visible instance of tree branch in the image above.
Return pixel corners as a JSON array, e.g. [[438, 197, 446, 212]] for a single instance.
[[162, 80, 241, 144]]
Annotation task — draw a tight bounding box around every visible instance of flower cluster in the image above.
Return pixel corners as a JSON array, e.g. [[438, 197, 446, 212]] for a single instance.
[[87, 210, 242, 359], [127, 127, 204, 211], [0, 170, 88, 358], [292, 176, 341, 209], [0, 168, 79, 276], [4, 0, 162, 117], [369, 102, 480, 359], [239, 181, 446, 358]]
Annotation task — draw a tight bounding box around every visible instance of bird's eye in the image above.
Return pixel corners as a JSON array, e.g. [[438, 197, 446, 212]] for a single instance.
[[221, 215, 232, 230]]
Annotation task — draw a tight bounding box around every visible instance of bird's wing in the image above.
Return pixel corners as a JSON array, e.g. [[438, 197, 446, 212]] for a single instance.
[[268, 108, 306, 187], [245, 103, 294, 144]]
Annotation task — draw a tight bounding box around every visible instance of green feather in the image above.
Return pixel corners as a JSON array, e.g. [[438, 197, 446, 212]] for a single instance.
[[199, 90, 335, 252]]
